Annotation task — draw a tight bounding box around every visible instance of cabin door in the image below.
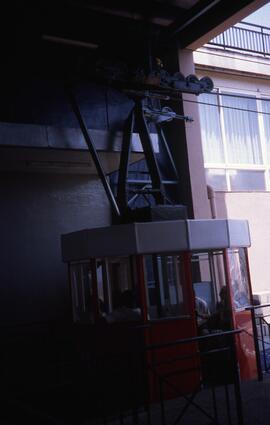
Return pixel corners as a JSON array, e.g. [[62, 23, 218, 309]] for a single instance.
[[225, 248, 257, 380], [142, 253, 199, 399]]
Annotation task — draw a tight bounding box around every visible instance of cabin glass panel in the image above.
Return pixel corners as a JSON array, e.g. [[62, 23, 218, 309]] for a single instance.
[[70, 261, 93, 323], [228, 248, 251, 309], [144, 255, 186, 319], [191, 251, 232, 332], [106, 257, 139, 309], [70, 256, 142, 324], [97, 256, 141, 322], [96, 260, 110, 315], [191, 251, 226, 314]]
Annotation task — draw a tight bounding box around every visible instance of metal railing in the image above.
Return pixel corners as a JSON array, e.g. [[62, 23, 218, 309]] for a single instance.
[[83, 328, 244, 425], [0, 322, 244, 425], [207, 21, 270, 57], [257, 314, 270, 373], [145, 330, 243, 425], [246, 303, 270, 380]]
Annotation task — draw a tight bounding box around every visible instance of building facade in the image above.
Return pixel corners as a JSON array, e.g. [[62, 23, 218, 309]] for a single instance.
[[194, 21, 270, 301]]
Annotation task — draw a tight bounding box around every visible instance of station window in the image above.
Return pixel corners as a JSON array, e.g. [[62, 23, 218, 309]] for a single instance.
[[144, 255, 186, 320], [199, 91, 270, 192], [229, 169, 265, 191], [205, 168, 227, 191]]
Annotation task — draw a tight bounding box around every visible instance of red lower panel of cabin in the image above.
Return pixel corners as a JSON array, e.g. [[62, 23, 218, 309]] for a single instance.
[[234, 310, 257, 380], [146, 318, 200, 402]]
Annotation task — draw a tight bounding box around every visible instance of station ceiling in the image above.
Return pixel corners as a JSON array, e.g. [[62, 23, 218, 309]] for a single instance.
[[35, 0, 268, 49], [1, 0, 268, 83], [3, 0, 268, 54]]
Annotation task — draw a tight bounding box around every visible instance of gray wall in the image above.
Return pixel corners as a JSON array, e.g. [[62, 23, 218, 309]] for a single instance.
[[0, 172, 110, 325], [1, 79, 134, 131], [214, 191, 270, 295]]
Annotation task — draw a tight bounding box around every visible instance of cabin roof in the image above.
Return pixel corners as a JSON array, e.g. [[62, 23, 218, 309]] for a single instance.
[[61, 219, 251, 261]]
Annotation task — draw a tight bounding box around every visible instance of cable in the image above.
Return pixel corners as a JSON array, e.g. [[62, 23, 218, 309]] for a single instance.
[[118, 81, 270, 115], [209, 91, 270, 103], [180, 97, 270, 117]]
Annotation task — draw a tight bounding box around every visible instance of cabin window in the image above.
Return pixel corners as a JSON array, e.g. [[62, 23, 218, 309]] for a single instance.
[[70, 257, 141, 324], [191, 252, 224, 314], [191, 251, 232, 333], [70, 261, 93, 323], [228, 248, 251, 309], [144, 255, 186, 319], [96, 260, 110, 316], [96, 256, 141, 323], [107, 257, 136, 309]]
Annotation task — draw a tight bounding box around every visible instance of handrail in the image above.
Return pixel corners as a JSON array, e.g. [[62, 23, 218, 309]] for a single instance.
[[235, 21, 270, 32], [246, 304, 270, 379], [207, 21, 270, 57], [245, 303, 270, 310], [144, 329, 244, 425], [146, 329, 241, 351]]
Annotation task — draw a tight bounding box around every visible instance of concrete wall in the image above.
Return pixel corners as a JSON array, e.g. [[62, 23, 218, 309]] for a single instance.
[[196, 69, 270, 95], [214, 191, 270, 294], [194, 47, 270, 79], [0, 172, 110, 325], [0, 79, 135, 326], [178, 48, 211, 219]]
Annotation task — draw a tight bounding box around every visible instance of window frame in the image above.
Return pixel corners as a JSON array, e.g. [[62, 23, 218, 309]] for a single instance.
[[143, 253, 189, 321], [200, 88, 270, 192]]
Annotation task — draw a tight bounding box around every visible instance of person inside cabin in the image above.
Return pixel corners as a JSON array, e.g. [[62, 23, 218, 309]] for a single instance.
[[105, 289, 141, 324], [98, 298, 106, 317], [195, 295, 211, 335], [215, 285, 231, 331], [206, 285, 232, 331]]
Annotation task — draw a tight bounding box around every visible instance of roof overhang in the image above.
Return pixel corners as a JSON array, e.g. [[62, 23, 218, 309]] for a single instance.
[[177, 0, 270, 50], [61, 219, 251, 261]]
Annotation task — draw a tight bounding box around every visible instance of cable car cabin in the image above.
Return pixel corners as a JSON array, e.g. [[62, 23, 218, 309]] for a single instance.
[[61, 219, 256, 410]]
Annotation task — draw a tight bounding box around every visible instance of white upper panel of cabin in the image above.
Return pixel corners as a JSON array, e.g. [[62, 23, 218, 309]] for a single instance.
[[61, 219, 251, 262]]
